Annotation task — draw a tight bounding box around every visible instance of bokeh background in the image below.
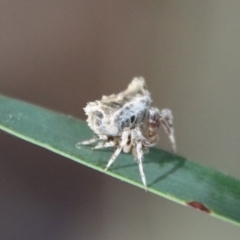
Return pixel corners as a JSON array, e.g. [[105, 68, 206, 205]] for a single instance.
[[1, 1, 240, 239]]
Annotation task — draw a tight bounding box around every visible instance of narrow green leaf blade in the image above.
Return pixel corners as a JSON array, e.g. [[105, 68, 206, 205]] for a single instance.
[[0, 95, 240, 226]]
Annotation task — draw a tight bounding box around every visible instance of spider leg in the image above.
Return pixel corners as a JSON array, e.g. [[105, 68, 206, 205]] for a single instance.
[[77, 138, 98, 146], [160, 109, 176, 152], [92, 140, 116, 150], [136, 140, 147, 190], [76, 135, 107, 147], [104, 129, 130, 171]]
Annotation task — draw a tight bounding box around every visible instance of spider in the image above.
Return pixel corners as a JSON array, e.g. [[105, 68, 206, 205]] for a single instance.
[[77, 77, 176, 190]]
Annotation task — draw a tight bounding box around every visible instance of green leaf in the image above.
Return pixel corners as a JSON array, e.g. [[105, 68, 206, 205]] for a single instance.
[[0, 95, 240, 226]]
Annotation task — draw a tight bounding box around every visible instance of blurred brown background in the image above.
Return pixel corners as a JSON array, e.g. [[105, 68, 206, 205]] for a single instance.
[[1, 1, 240, 239]]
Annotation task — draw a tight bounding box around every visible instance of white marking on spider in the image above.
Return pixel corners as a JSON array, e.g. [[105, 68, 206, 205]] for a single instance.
[[76, 77, 176, 190]]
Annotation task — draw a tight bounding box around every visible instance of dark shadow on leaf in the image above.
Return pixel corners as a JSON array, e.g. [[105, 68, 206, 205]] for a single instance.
[[109, 162, 138, 170], [145, 148, 186, 186], [148, 158, 186, 186], [105, 147, 186, 185]]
